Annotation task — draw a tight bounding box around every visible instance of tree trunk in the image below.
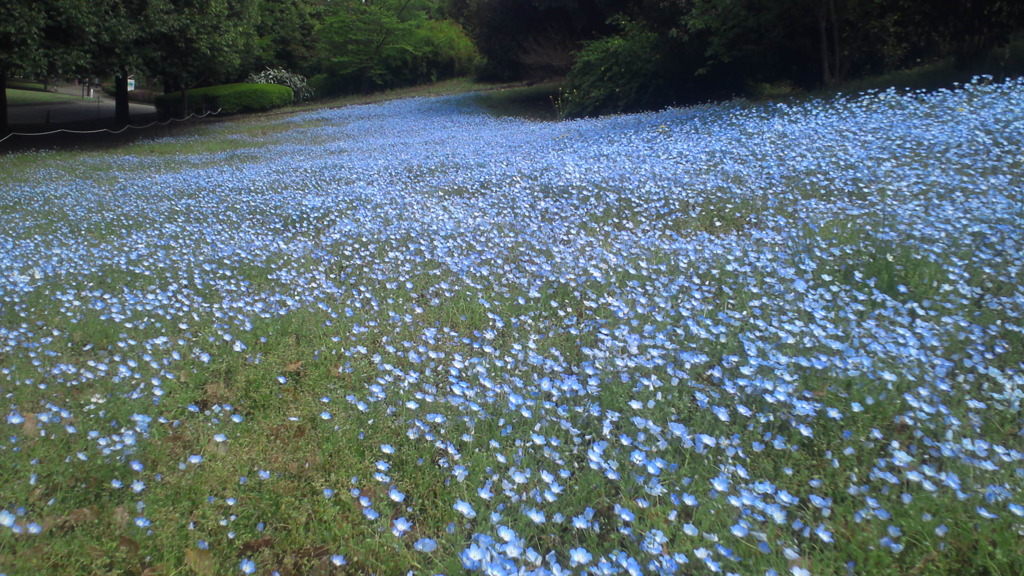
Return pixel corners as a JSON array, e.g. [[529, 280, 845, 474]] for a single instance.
[[1, 70, 8, 133], [180, 86, 189, 117], [818, 2, 832, 86], [828, 0, 841, 83], [115, 66, 130, 124]]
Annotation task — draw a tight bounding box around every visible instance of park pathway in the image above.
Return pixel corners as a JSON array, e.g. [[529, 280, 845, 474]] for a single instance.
[[6, 82, 157, 128]]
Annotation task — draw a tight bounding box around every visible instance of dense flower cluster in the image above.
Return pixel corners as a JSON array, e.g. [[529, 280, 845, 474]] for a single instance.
[[1, 77, 1022, 574]]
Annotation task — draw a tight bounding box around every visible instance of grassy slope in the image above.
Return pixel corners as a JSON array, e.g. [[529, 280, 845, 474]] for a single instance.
[[0, 74, 1021, 576]]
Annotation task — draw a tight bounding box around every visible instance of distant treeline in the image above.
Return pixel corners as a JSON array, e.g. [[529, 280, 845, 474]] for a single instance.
[[463, 0, 1024, 116], [3, 0, 1023, 127]]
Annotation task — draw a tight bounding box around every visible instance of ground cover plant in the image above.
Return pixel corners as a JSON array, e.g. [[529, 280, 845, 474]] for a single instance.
[[1, 77, 1023, 575]]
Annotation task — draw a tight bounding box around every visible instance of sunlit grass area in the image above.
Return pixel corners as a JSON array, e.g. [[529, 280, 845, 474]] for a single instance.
[[1, 78, 1022, 576], [5, 88, 81, 106]]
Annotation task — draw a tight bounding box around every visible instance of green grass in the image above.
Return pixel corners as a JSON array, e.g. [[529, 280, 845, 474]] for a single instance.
[[1, 74, 1023, 576], [8, 80, 47, 91], [5, 88, 82, 106]]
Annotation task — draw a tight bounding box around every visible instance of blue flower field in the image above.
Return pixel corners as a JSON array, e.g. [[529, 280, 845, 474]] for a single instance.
[[1, 78, 1022, 575]]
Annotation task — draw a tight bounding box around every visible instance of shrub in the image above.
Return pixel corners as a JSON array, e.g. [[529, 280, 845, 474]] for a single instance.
[[247, 68, 315, 102], [307, 74, 344, 98], [155, 83, 293, 117], [101, 83, 157, 104], [556, 22, 663, 118], [128, 90, 157, 105]]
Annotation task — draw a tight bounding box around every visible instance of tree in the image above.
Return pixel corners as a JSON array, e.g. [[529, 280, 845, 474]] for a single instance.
[[0, 0, 46, 130], [143, 0, 260, 99], [1, 0, 100, 131], [468, 0, 631, 80], [319, 0, 425, 92], [677, 0, 904, 87], [253, 0, 328, 77], [90, 0, 150, 123], [317, 0, 477, 93], [906, 0, 1024, 67]]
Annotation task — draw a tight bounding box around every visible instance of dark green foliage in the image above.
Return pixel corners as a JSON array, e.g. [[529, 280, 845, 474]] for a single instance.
[[252, 0, 325, 77], [154, 83, 293, 117], [415, 19, 481, 81], [6, 0, 1024, 126], [468, 0, 626, 81], [556, 22, 663, 118], [552, 0, 1024, 117], [316, 0, 479, 96], [145, 0, 261, 93], [911, 0, 1024, 66], [1, 0, 98, 129], [307, 73, 345, 98]]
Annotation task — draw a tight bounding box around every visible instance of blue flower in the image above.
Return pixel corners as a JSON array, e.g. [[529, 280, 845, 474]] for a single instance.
[[569, 547, 593, 566], [525, 507, 546, 524], [977, 507, 999, 519], [414, 538, 438, 553], [388, 485, 405, 502], [711, 475, 730, 492], [454, 499, 477, 519], [392, 517, 413, 537], [814, 524, 833, 543]]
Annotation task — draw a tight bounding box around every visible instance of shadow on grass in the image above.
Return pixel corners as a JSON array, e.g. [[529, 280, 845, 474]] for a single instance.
[[471, 83, 562, 121], [0, 116, 218, 154]]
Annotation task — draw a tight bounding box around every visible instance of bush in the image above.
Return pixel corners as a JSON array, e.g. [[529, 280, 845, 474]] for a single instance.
[[247, 68, 314, 102], [101, 83, 158, 104], [307, 74, 345, 98], [155, 83, 293, 117], [128, 90, 157, 105], [556, 22, 664, 118]]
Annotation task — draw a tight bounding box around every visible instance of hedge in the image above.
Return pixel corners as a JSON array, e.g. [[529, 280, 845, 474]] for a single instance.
[[155, 83, 293, 117]]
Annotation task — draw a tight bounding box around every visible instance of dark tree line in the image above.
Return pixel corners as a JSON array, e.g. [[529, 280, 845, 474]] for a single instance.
[[303, 0, 1024, 115], [3, 0, 1024, 128], [1, 0, 478, 130], [459, 0, 1024, 115], [2, 0, 269, 129]]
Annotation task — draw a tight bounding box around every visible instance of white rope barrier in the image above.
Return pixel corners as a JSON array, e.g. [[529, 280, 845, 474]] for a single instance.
[[0, 108, 222, 144]]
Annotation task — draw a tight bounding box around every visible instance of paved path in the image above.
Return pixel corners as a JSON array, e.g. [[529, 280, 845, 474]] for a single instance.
[[6, 83, 158, 128]]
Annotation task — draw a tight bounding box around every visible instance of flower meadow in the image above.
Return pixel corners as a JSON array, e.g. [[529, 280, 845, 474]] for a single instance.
[[1, 78, 1023, 575]]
